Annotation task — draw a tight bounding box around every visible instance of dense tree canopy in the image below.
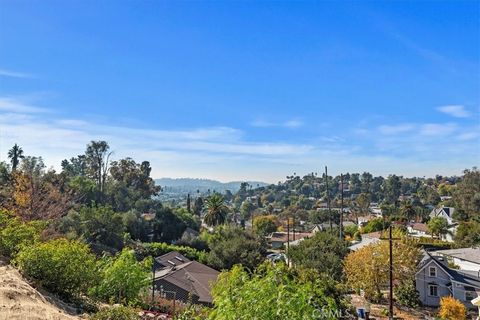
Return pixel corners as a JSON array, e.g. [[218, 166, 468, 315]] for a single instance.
[[206, 225, 265, 270], [288, 231, 349, 280]]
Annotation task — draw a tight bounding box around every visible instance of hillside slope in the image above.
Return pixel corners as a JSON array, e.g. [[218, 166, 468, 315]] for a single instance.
[[0, 260, 81, 320]]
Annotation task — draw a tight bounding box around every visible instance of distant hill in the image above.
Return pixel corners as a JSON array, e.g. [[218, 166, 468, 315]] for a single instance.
[[155, 178, 269, 196]]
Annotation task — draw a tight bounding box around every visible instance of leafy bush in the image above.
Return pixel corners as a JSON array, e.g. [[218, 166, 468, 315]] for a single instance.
[[343, 224, 359, 238], [361, 218, 387, 234], [210, 262, 343, 320], [15, 238, 97, 299], [0, 210, 44, 258], [176, 304, 208, 320], [90, 249, 151, 304], [438, 296, 466, 320], [141, 242, 207, 262], [395, 280, 420, 308], [92, 306, 139, 320]]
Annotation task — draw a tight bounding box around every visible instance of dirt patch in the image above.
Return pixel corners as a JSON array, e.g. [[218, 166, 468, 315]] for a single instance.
[[349, 294, 437, 320], [0, 261, 82, 320]]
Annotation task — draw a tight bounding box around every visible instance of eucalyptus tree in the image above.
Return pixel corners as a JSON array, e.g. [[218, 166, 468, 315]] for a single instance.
[[85, 141, 112, 200]]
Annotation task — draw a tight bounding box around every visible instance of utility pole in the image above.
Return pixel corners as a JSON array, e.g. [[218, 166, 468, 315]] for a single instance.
[[325, 166, 332, 230], [389, 225, 394, 320], [251, 211, 254, 232], [292, 215, 295, 241], [151, 255, 155, 305], [340, 173, 344, 239], [380, 225, 398, 320], [286, 216, 290, 254]]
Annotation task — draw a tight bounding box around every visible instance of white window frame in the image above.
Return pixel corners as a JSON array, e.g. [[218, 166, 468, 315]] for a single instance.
[[428, 284, 439, 297], [429, 266, 437, 277]]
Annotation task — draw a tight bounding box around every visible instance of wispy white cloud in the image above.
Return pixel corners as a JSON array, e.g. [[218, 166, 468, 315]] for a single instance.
[[250, 118, 304, 129], [437, 105, 471, 118], [457, 131, 479, 141], [0, 97, 49, 113], [420, 123, 457, 136], [0, 107, 314, 177], [0, 68, 34, 79], [0, 96, 477, 182], [284, 119, 304, 128], [378, 123, 414, 135]]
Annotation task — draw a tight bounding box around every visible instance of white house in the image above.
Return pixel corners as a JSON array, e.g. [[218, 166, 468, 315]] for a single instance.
[[432, 248, 480, 272], [429, 206, 455, 225], [407, 223, 430, 238]]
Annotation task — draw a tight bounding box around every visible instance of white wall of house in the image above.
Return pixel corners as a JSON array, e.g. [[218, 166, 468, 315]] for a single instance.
[[452, 258, 480, 272]]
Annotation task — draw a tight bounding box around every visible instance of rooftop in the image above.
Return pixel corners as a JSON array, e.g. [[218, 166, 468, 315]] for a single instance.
[[154, 252, 220, 305], [433, 247, 480, 265]]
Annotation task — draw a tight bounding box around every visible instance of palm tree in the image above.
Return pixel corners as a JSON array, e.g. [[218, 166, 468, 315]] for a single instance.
[[8, 143, 24, 171], [401, 202, 417, 222], [204, 193, 228, 226]]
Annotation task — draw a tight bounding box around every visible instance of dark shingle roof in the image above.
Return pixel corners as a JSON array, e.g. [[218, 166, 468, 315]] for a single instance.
[[154, 251, 191, 269], [154, 260, 220, 304]]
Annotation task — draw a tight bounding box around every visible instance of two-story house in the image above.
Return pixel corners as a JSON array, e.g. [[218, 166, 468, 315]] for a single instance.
[[416, 252, 480, 309]]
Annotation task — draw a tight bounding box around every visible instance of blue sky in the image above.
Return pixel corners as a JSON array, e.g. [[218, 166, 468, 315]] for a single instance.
[[0, 1, 479, 182]]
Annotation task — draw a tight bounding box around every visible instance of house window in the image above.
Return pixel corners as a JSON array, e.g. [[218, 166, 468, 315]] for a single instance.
[[429, 266, 437, 277], [428, 285, 438, 297], [465, 290, 477, 301]]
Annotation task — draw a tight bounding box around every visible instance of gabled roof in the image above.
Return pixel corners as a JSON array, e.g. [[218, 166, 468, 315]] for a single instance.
[[409, 223, 429, 233], [430, 206, 455, 219], [154, 260, 220, 304], [268, 231, 312, 243], [417, 252, 480, 289]]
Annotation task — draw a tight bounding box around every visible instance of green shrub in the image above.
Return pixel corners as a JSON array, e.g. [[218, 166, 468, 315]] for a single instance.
[[15, 238, 97, 299], [343, 224, 359, 238], [361, 218, 387, 234], [177, 304, 208, 320], [0, 210, 44, 258], [90, 249, 151, 304], [210, 262, 343, 319], [91, 306, 139, 320], [142, 242, 207, 262], [395, 280, 420, 308]]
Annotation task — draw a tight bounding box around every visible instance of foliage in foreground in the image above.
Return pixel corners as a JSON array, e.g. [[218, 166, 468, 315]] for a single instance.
[[91, 306, 140, 320], [438, 296, 466, 320], [90, 249, 151, 304], [15, 238, 97, 299], [209, 262, 346, 320], [0, 210, 44, 258]]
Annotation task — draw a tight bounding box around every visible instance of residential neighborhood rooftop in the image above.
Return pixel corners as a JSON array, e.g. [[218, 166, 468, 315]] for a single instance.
[[154, 252, 220, 305], [433, 247, 480, 265]]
